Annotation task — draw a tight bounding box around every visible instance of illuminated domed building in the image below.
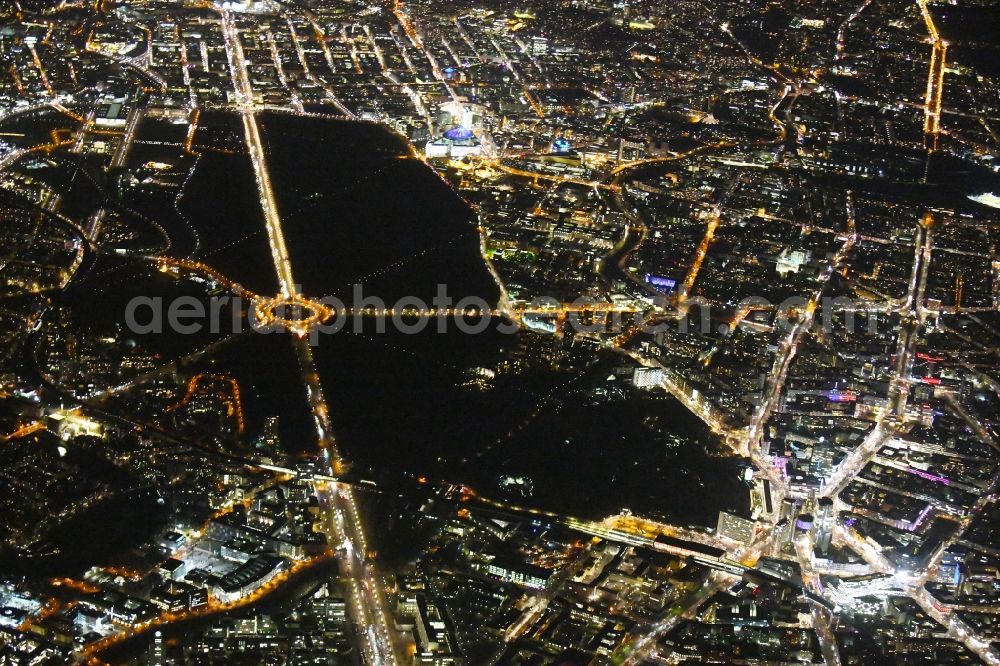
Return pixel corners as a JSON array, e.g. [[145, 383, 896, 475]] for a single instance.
[[424, 126, 482, 159], [551, 136, 573, 154]]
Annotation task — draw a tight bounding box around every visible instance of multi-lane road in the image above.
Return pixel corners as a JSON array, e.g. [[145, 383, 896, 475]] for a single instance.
[[221, 10, 398, 664]]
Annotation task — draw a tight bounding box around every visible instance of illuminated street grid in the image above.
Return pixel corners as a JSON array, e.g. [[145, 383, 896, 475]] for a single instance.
[[0, 0, 999, 664]]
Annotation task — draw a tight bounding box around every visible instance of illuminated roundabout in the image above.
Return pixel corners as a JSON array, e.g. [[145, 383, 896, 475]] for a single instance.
[[153, 257, 335, 337], [252, 293, 335, 337]]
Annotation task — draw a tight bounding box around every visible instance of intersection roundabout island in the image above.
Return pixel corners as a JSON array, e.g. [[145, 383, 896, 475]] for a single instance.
[[252, 293, 337, 337]]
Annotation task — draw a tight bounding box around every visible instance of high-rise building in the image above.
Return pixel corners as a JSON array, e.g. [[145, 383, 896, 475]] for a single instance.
[[261, 415, 281, 449], [632, 366, 664, 389], [717, 511, 756, 545], [816, 497, 834, 554], [147, 630, 165, 666]]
